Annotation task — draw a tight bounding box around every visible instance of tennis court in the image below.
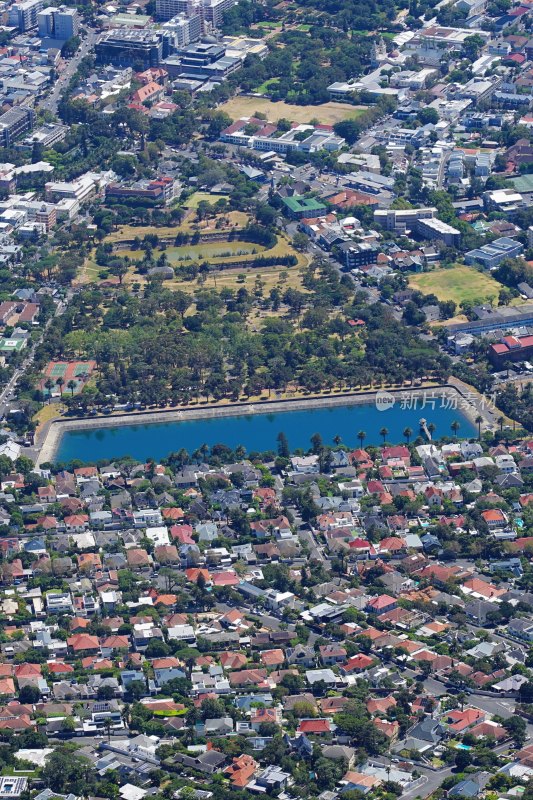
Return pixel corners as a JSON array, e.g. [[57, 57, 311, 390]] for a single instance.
[[40, 360, 96, 395]]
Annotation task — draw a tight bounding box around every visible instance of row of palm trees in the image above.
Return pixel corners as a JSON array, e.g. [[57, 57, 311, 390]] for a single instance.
[[43, 376, 77, 401], [355, 419, 465, 449]]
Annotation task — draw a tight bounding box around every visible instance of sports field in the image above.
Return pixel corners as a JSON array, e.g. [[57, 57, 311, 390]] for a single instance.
[[409, 265, 504, 306], [40, 360, 96, 394], [220, 97, 366, 125]]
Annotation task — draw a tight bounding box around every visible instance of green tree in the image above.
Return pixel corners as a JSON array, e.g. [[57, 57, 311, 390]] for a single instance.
[[503, 715, 527, 748], [277, 431, 290, 458], [19, 684, 41, 704], [44, 378, 54, 402], [42, 748, 96, 795], [455, 748, 472, 770]]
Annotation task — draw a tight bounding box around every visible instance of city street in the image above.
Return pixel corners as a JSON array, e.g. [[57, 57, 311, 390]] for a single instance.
[[39, 29, 98, 115], [0, 294, 69, 421]]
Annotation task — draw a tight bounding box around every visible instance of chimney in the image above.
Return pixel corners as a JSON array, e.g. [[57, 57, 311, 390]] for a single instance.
[[206, 741, 213, 751]]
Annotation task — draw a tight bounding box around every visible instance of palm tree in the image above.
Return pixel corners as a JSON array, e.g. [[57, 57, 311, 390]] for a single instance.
[[44, 378, 53, 403], [56, 377, 65, 396], [451, 419, 460, 437], [379, 426, 389, 444], [427, 422, 436, 439], [67, 379, 76, 397], [333, 434, 342, 446], [497, 415, 504, 432], [357, 430, 366, 449], [121, 703, 131, 729], [475, 414, 483, 439], [103, 718, 112, 744], [403, 426, 413, 444]]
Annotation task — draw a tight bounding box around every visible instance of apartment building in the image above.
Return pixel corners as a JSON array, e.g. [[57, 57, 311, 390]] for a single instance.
[[156, 0, 198, 20], [8, 0, 43, 31], [373, 207, 436, 234], [19, 123, 69, 151], [0, 107, 35, 148], [416, 217, 461, 247], [38, 6, 80, 40]]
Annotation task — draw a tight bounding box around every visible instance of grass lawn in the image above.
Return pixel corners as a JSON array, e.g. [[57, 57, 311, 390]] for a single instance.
[[409, 265, 505, 306], [92, 234, 304, 291], [167, 236, 307, 294], [255, 20, 280, 28], [255, 78, 281, 95], [104, 212, 249, 243], [183, 191, 228, 209], [220, 96, 367, 125], [121, 240, 266, 264], [34, 404, 63, 428], [172, 262, 307, 296]]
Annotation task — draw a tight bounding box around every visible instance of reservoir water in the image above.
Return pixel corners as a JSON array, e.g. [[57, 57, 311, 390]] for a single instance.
[[55, 399, 477, 464]]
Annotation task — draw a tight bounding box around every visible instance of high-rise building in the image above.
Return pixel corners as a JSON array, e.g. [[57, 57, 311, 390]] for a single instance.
[[156, 0, 197, 21], [156, 0, 237, 28], [201, 0, 237, 27], [161, 12, 202, 52], [8, 0, 43, 31], [38, 6, 79, 39], [54, 5, 78, 38], [37, 6, 54, 34]]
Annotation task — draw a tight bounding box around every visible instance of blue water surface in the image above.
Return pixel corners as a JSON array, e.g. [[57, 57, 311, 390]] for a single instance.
[[56, 399, 476, 463]]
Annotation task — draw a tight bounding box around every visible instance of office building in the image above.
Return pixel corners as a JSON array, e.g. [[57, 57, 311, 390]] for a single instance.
[[0, 107, 35, 147], [45, 174, 97, 204], [163, 40, 241, 80], [8, 0, 42, 30], [338, 241, 380, 269], [95, 29, 163, 68], [38, 6, 79, 39], [465, 237, 524, 269], [105, 176, 176, 204]]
